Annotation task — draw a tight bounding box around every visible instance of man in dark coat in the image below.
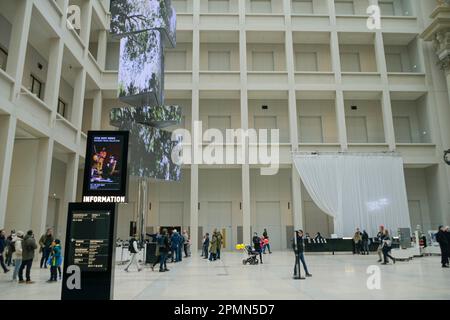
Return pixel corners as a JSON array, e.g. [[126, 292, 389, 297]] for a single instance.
[[19, 230, 38, 283], [436, 225, 449, 268], [293, 230, 312, 277]]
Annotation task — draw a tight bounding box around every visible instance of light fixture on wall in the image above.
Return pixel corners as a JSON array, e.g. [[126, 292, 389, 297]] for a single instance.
[[262, 105, 268, 110], [351, 105, 358, 110], [37, 63, 43, 70], [288, 202, 290, 210], [240, 202, 242, 210]]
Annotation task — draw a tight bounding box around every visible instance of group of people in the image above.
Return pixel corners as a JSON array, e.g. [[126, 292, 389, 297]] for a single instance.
[[352, 228, 370, 255], [250, 229, 272, 264], [125, 229, 192, 273], [201, 229, 223, 261], [436, 225, 450, 268], [0, 228, 62, 283]]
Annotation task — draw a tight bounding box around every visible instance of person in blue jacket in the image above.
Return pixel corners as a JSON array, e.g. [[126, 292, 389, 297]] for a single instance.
[[47, 239, 62, 282], [171, 230, 183, 263]]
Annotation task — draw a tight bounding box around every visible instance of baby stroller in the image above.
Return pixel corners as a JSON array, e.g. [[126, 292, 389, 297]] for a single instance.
[[242, 245, 259, 265]]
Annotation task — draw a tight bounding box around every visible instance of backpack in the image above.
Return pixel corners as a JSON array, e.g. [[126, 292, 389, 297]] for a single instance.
[[128, 239, 137, 253], [9, 241, 16, 254]]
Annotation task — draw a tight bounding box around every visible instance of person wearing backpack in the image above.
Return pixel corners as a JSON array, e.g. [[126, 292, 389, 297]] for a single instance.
[[158, 229, 170, 272], [47, 239, 62, 282], [19, 230, 38, 284], [124, 234, 142, 272], [11, 231, 24, 281]]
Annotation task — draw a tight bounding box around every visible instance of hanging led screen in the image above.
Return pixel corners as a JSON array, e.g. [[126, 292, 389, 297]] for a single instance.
[[118, 122, 181, 181], [110, 0, 177, 47], [118, 31, 163, 107], [110, 105, 182, 128]]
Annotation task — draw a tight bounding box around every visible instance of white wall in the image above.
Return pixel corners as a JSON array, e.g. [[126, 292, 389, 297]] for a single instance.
[[248, 99, 290, 143], [166, 43, 193, 71], [344, 100, 385, 143], [200, 43, 239, 71], [247, 44, 286, 71], [4, 140, 39, 232], [404, 168, 432, 231], [297, 100, 338, 143]]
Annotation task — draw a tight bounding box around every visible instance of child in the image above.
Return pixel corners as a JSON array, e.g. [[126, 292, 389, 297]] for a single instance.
[[47, 239, 62, 282]]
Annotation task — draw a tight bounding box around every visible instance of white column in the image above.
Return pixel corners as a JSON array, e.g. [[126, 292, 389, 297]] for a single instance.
[[71, 68, 87, 142], [291, 166, 303, 231], [6, 0, 33, 100], [239, 0, 251, 245], [92, 90, 102, 130], [0, 116, 17, 227], [30, 138, 54, 236], [44, 38, 64, 118], [97, 29, 107, 70], [80, 0, 93, 50], [59, 153, 79, 245], [374, 32, 396, 151], [335, 90, 348, 150], [190, 0, 200, 254]]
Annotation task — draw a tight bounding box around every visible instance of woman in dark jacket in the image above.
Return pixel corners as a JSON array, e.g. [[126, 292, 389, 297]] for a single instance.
[[158, 229, 170, 272], [436, 226, 449, 268], [381, 230, 396, 265]]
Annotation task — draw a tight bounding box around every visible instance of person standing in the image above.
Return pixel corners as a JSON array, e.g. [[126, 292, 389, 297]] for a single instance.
[[262, 228, 272, 254], [158, 229, 170, 272], [18, 230, 37, 284], [376, 225, 385, 262], [381, 229, 396, 265], [436, 225, 449, 268], [11, 231, 24, 282], [5, 230, 14, 266], [124, 235, 142, 272], [202, 233, 210, 259], [209, 232, 218, 261], [216, 230, 223, 260], [182, 230, 190, 258], [47, 239, 62, 282], [293, 230, 312, 277], [39, 228, 54, 269], [151, 231, 161, 271], [361, 230, 370, 255], [0, 229, 10, 274], [252, 232, 263, 264], [352, 228, 362, 254]]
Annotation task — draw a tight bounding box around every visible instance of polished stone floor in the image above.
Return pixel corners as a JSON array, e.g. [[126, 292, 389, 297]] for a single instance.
[[0, 251, 448, 300]]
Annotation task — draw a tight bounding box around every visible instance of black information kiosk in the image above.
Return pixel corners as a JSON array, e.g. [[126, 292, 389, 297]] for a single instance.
[[61, 202, 117, 300]]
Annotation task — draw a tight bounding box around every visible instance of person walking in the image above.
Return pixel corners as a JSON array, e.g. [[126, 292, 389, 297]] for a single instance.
[[436, 225, 449, 268], [352, 228, 362, 254], [39, 228, 54, 269], [158, 229, 170, 272], [293, 230, 312, 277], [361, 230, 370, 255], [252, 232, 263, 264], [262, 228, 272, 254], [124, 235, 142, 272], [47, 239, 62, 282], [0, 229, 10, 274], [182, 230, 190, 258], [151, 231, 161, 271], [216, 230, 223, 260], [11, 231, 24, 282], [209, 232, 218, 261], [18, 230, 37, 284], [381, 229, 396, 265], [202, 233, 210, 259], [376, 225, 385, 262]]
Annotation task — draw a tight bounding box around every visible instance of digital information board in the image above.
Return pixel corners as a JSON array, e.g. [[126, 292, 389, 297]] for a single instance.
[[82, 131, 129, 203], [62, 203, 117, 300]]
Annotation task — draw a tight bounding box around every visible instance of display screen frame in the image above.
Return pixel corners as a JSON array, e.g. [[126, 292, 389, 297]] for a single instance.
[[82, 131, 129, 199]]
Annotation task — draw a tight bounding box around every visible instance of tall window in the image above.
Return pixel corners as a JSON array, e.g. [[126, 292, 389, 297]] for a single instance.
[[57, 98, 67, 118], [340, 52, 361, 72], [292, 0, 313, 14], [30, 74, 43, 99], [250, 0, 271, 13], [208, 51, 231, 71], [0, 47, 7, 71], [166, 50, 187, 70], [252, 51, 274, 71], [295, 52, 318, 71], [335, 1, 354, 15], [208, 0, 229, 13]]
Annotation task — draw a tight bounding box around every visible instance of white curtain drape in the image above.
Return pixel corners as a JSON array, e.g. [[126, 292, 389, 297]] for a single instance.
[[293, 153, 411, 237]]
